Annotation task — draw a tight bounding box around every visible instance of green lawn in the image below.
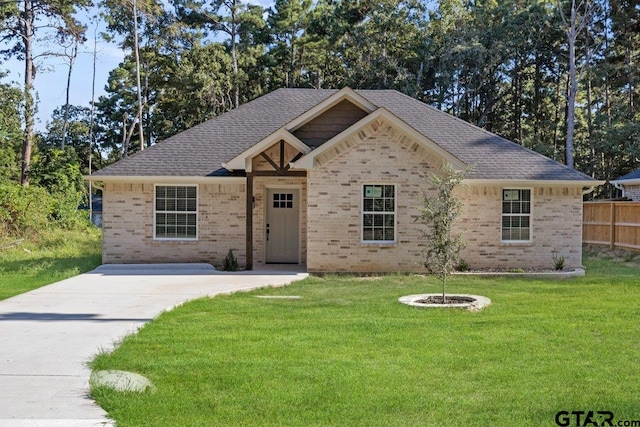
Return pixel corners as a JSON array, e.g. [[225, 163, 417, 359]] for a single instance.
[[91, 252, 640, 427], [0, 229, 102, 300]]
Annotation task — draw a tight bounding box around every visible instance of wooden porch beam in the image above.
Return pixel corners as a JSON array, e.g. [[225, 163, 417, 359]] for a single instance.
[[245, 173, 253, 270], [279, 139, 285, 169], [251, 170, 307, 177]]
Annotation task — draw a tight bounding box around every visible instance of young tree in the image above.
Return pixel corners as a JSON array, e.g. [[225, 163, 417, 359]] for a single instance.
[[418, 163, 467, 302]]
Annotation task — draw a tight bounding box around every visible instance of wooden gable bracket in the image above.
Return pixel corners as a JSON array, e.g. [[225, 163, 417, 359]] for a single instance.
[[257, 140, 304, 176]]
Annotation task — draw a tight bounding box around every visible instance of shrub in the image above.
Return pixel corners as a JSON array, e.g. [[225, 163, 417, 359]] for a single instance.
[[552, 253, 565, 271], [0, 182, 54, 236], [455, 259, 469, 272], [0, 181, 91, 238], [222, 249, 239, 271]]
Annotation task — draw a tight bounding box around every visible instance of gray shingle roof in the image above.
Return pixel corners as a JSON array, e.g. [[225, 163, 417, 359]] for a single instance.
[[93, 87, 596, 182], [614, 168, 640, 181]]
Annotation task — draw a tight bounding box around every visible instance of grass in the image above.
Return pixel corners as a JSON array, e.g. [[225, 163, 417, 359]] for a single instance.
[[91, 252, 640, 427], [0, 229, 102, 300]]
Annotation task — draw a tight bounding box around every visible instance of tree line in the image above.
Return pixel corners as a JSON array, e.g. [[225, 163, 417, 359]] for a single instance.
[[1, 0, 639, 199]]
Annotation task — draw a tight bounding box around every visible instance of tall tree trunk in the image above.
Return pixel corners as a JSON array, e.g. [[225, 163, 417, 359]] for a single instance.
[[61, 41, 78, 150], [565, 0, 579, 170], [231, 4, 239, 108], [133, 0, 144, 151], [560, 0, 591, 169], [89, 23, 98, 223], [585, 22, 595, 177], [21, 0, 35, 186], [288, 32, 295, 88], [626, 44, 634, 116]]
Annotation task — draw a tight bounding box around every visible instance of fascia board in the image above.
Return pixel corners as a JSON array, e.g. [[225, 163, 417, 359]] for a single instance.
[[464, 179, 606, 187], [83, 175, 246, 184], [611, 178, 640, 186]]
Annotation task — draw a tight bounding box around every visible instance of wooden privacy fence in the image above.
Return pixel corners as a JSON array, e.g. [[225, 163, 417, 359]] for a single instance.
[[583, 201, 640, 250]]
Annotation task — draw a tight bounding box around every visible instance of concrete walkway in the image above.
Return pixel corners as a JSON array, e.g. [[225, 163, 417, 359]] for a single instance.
[[0, 264, 307, 426]]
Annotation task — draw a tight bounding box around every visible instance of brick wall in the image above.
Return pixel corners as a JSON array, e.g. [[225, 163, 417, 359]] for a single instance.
[[458, 185, 584, 270], [306, 124, 585, 273], [102, 182, 246, 267], [624, 184, 640, 201], [307, 128, 435, 273]]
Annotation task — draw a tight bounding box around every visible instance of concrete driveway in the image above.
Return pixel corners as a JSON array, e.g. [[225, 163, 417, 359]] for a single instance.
[[0, 264, 307, 426]]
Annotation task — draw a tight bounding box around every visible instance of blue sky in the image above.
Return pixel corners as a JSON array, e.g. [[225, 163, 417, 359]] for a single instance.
[[1, 0, 274, 132]]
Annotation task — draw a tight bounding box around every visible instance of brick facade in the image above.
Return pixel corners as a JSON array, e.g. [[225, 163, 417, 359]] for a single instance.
[[305, 124, 585, 273], [102, 127, 585, 272], [102, 182, 246, 267], [458, 185, 584, 270]]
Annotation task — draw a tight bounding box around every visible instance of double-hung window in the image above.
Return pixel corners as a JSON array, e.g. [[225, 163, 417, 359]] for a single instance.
[[501, 189, 531, 242], [155, 185, 197, 240], [362, 184, 396, 243]]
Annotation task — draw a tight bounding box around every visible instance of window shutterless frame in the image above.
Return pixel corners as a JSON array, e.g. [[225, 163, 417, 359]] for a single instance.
[[153, 184, 198, 241], [361, 183, 397, 244], [500, 188, 532, 243]]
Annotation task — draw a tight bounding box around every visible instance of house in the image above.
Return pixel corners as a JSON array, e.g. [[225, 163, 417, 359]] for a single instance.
[[86, 87, 603, 273], [611, 169, 640, 201]]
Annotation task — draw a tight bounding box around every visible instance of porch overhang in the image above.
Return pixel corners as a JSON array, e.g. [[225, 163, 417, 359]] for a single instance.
[[222, 129, 310, 172]]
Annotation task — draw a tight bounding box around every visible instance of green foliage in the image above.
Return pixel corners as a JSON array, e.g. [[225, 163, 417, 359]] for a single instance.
[[90, 257, 640, 426], [0, 81, 23, 183], [0, 171, 90, 238], [41, 105, 102, 174], [552, 252, 566, 271], [0, 182, 54, 235], [418, 163, 467, 298], [455, 258, 469, 272], [222, 249, 239, 271], [30, 148, 87, 229]]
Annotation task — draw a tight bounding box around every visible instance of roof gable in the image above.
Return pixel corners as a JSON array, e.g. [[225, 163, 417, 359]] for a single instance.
[[292, 99, 369, 149], [285, 87, 375, 132], [292, 108, 466, 170]]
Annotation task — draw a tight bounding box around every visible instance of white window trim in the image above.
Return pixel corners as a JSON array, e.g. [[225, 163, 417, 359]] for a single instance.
[[500, 187, 532, 244], [361, 183, 397, 244], [153, 184, 199, 241]]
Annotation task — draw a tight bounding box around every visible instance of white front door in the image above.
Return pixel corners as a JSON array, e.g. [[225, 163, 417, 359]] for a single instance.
[[265, 188, 300, 263]]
